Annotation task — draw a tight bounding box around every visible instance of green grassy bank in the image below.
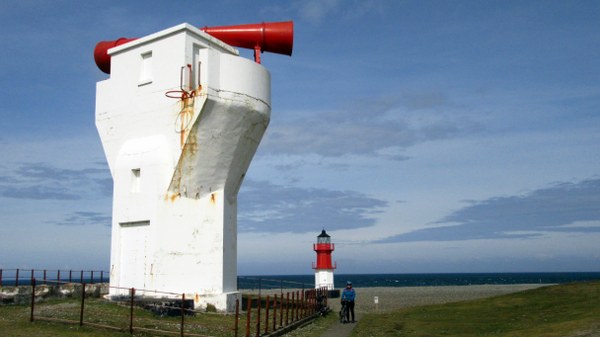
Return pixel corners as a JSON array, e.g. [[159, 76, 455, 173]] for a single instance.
[[352, 281, 600, 337], [2, 282, 599, 337], [0, 297, 236, 337]]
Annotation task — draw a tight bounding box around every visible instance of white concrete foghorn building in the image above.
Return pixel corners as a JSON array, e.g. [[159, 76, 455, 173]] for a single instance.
[[95, 23, 279, 312]]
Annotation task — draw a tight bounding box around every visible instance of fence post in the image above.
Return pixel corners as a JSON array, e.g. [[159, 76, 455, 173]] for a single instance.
[[273, 294, 277, 332], [57, 270, 61, 283], [279, 293, 283, 328], [129, 287, 135, 334], [300, 290, 303, 319], [180, 293, 185, 337], [15, 269, 20, 287], [295, 290, 298, 321], [321, 288, 324, 312], [31, 269, 35, 284], [301, 285, 305, 318], [301, 290, 304, 318], [69, 270, 72, 283], [80, 283, 86, 326], [298, 291, 302, 319], [300, 290, 303, 318], [234, 298, 239, 337], [43, 270, 47, 285], [291, 291, 295, 322], [321, 288, 325, 313], [305, 290, 309, 317], [297, 290, 301, 320], [316, 288, 319, 314], [285, 292, 289, 325], [315, 289, 318, 313], [292, 291, 298, 322], [317, 288, 320, 312], [0, 268, 3, 287], [305, 290, 308, 316], [255, 293, 261, 337], [298, 290, 302, 320], [310, 289, 313, 314], [317, 289, 321, 313], [91, 271, 94, 284], [245, 294, 251, 337], [100, 271, 104, 283], [309, 288, 312, 315], [264, 295, 270, 335], [80, 270, 84, 284], [30, 278, 36, 322]]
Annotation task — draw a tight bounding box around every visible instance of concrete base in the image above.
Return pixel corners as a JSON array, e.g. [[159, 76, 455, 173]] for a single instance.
[[106, 289, 240, 313], [192, 291, 240, 313]]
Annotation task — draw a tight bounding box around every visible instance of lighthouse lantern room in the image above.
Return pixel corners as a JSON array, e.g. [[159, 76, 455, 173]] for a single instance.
[[312, 229, 336, 290]]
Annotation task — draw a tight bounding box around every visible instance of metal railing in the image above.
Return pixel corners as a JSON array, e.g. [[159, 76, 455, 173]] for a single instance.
[[29, 279, 218, 336], [3, 272, 315, 289], [0, 268, 107, 287], [238, 287, 328, 337], [23, 277, 329, 337]]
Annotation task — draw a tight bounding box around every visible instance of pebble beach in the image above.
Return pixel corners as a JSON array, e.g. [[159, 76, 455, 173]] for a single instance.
[[247, 284, 550, 314]]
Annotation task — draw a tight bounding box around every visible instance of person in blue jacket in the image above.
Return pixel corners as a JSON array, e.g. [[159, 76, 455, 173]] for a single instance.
[[341, 281, 356, 322]]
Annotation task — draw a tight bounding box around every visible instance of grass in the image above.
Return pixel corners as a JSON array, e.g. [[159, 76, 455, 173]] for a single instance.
[[281, 310, 340, 337], [0, 303, 128, 337], [4, 282, 599, 337], [351, 281, 600, 337], [0, 297, 239, 337], [0, 293, 327, 337]]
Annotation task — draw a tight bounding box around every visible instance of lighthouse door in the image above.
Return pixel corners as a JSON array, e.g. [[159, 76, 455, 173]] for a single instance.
[[119, 221, 150, 289]]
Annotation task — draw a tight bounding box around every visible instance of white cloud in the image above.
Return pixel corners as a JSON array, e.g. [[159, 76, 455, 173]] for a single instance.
[[239, 180, 387, 233], [377, 178, 600, 243], [261, 94, 479, 158]]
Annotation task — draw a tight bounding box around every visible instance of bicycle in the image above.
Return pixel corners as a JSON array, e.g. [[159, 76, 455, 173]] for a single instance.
[[339, 301, 349, 323]]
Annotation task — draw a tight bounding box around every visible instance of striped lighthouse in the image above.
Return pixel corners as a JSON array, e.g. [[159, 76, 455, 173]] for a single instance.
[[312, 229, 336, 290]]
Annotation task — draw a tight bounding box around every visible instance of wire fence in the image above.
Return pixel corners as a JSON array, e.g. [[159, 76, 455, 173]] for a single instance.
[[237, 275, 313, 292], [0, 268, 107, 286], [2, 270, 310, 290], [15, 277, 329, 337]]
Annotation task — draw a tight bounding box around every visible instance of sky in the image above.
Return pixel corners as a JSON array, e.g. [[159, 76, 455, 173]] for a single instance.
[[1, 1, 599, 276]]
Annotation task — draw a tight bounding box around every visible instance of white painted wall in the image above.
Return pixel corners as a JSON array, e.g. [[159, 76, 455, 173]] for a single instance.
[[96, 23, 270, 312], [315, 270, 335, 290]]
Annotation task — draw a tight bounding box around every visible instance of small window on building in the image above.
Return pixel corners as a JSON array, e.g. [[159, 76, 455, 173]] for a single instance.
[[131, 168, 141, 193], [120, 220, 150, 227], [139, 51, 153, 85]]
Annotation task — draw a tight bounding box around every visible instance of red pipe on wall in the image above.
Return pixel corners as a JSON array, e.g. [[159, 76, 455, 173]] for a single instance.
[[94, 21, 293, 74]]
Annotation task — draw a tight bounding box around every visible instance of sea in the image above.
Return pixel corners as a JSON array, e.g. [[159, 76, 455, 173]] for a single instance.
[[237, 272, 600, 290], [3, 271, 600, 289]]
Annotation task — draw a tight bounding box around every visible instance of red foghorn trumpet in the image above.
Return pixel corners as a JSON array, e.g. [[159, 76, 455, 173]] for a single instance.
[[94, 21, 293, 74]]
